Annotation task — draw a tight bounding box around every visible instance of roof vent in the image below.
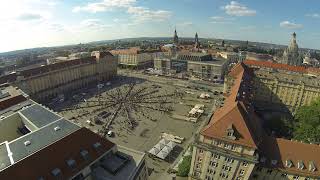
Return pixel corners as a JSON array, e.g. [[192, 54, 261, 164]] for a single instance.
[[54, 126, 61, 131], [80, 150, 89, 160], [309, 161, 316, 172], [93, 142, 101, 149], [66, 159, 76, 169], [51, 168, 61, 177], [24, 140, 31, 146], [286, 159, 293, 168], [297, 160, 304, 170]]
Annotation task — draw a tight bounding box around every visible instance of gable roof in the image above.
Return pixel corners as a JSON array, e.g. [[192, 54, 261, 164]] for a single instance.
[[260, 136, 320, 178], [201, 63, 263, 149], [0, 128, 115, 180]]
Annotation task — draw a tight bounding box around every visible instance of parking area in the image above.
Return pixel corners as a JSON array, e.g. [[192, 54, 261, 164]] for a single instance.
[[49, 71, 224, 180]]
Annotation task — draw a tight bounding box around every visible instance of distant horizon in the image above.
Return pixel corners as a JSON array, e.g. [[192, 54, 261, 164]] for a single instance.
[[2, 35, 316, 55]]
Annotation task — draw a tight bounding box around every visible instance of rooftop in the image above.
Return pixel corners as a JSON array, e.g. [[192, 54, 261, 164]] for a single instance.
[[92, 145, 146, 180], [0, 96, 81, 172], [0, 128, 115, 180], [244, 59, 320, 76], [0, 85, 28, 111]]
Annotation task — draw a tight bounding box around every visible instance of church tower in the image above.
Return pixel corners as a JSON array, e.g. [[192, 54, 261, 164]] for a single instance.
[[194, 32, 200, 50], [173, 28, 179, 45], [282, 32, 302, 66]]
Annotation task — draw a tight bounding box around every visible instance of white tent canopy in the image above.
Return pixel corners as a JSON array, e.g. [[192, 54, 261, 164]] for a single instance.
[[159, 138, 170, 145], [161, 146, 172, 153], [166, 141, 176, 149], [154, 142, 165, 150], [148, 147, 160, 155], [156, 149, 169, 159]]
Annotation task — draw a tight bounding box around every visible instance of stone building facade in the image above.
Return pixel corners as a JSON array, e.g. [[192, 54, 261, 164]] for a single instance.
[[111, 48, 160, 68], [0, 51, 117, 102], [244, 60, 320, 113]]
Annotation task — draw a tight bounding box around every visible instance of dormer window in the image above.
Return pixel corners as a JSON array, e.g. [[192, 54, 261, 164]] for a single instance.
[[286, 159, 293, 168], [226, 124, 236, 140], [309, 161, 316, 172], [297, 161, 304, 170]]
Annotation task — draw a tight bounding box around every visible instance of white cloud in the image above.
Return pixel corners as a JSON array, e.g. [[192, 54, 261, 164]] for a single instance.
[[222, 1, 256, 16], [177, 22, 193, 26], [127, 6, 172, 23], [74, 19, 112, 31], [280, 21, 303, 29], [306, 13, 320, 18], [72, 0, 136, 13], [210, 16, 234, 24], [16, 12, 44, 21]]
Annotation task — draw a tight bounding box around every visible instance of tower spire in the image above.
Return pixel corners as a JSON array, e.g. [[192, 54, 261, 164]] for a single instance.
[[194, 32, 200, 50], [173, 28, 179, 45]]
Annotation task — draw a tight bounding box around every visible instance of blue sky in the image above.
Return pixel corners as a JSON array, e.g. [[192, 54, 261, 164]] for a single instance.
[[0, 0, 319, 52]]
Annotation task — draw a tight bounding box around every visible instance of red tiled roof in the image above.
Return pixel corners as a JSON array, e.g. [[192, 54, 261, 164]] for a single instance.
[[0, 128, 115, 180], [260, 136, 320, 178], [201, 63, 264, 148], [244, 59, 307, 73]]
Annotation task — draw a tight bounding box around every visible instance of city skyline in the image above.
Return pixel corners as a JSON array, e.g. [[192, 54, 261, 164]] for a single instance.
[[1, 0, 320, 53]]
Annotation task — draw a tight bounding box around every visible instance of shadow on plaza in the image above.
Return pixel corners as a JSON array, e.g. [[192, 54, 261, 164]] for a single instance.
[[45, 75, 146, 111]]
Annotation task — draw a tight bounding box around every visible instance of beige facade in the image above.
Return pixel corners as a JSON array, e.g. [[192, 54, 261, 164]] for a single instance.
[[187, 61, 224, 79], [189, 135, 257, 180], [252, 70, 320, 113], [118, 53, 153, 67], [14, 52, 117, 101]]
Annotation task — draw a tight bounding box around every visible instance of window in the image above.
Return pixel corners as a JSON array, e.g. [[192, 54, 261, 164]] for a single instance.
[[239, 169, 245, 176], [214, 154, 220, 159], [242, 161, 248, 167], [293, 176, 300, 180], [281, 174, 287, 177]]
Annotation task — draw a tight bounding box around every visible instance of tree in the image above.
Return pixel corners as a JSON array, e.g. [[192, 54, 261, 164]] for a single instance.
[[177, 155, 192, 177], [293, 97, 320, 143]]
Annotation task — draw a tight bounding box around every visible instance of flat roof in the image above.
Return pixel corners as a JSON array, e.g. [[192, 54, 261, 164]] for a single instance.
[[8, 119, 80, 164], [20, 104, 61, 128], [0, 143, 11, 171], [92, 146, 145, 180]]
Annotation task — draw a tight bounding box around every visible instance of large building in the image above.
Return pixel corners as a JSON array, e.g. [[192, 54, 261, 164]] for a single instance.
[[244, 60, 320, 113], [282, 32, 303, 66], [0, 85, 148, 180], [0, 51, 117, 102], [189, 62, 320, 180], [111, 48, 160, 68], [154, 52, 228, 80]]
